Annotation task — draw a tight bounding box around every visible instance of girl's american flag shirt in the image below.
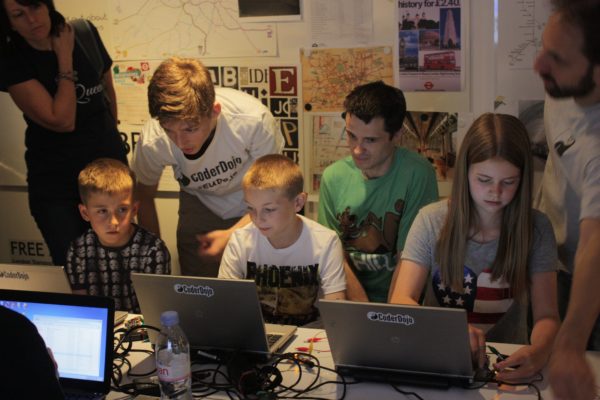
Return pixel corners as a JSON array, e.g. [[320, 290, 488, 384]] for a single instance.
[[432, 266, 513, 333]]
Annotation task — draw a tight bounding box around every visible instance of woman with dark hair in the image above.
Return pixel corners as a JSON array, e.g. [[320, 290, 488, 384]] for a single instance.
[[0, 0, 127, 266]]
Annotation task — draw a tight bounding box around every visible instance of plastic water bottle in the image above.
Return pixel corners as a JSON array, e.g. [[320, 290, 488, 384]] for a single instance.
[[155, 311, 193, 399]]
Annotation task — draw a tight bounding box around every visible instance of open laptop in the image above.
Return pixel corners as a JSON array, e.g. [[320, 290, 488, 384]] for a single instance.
[[0, 289, 114, 399], [0, 263, 72, 293], [131, 273, 297, 356], [319, 300, 481, 387], [0, 263, 127, 325]]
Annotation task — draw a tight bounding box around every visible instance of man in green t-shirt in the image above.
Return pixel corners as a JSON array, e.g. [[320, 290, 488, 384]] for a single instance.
[[317, 81, 438, 302]]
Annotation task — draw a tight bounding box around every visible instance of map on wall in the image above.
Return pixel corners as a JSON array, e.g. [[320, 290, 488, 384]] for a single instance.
[[108, 0, 278, 60], [495, 0, 552, 114], [300, 46, 394, 113]]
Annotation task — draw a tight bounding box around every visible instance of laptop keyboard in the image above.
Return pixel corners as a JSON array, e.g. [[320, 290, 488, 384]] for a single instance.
[[266, 333, 283, 348], [64, 392, 105, 400]]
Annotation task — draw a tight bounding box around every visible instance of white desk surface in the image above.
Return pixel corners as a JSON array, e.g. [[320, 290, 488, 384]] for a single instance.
[[108, 327, 600, 400]]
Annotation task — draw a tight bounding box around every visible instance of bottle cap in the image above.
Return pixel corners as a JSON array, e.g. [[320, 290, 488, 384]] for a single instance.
[[160, 310, 179, 327]]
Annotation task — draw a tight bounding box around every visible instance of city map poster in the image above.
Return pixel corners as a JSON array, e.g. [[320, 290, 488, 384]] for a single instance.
[[301, 46, 394, 113], [398, 0, 463, 92]]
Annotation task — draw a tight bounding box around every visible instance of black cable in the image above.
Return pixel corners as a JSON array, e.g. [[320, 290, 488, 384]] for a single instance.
[[111, 324, 161, 397], [391, 384, 426, 400]]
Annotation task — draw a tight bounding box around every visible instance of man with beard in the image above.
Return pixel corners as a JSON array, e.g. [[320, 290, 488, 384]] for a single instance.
[[533, 1, 600, 399]]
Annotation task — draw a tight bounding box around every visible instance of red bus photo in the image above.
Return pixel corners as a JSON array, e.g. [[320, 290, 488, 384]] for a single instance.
[[422, 51, 456, 71]]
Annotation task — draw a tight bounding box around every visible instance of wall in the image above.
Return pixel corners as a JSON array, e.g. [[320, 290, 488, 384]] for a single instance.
[[0, 0, 502, 273]]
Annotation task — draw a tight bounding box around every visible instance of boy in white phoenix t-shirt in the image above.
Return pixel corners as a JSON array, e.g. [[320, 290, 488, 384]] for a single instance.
[[219, 154, 346, 326]]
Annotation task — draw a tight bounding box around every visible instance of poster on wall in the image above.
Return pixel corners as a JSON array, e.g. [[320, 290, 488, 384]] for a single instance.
[[301, 46, 394, 113], [399, 111, 458, 182], [398, 0, 464, 92], [112, 61, 153, 125], [310, 114, 348, 193]]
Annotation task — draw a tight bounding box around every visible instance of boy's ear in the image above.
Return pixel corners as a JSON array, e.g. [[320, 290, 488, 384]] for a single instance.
[[131, 200, 140, 216], [78, 204, 91, 222], [212, 102, 222, 118], [294, 192, 307, 213]]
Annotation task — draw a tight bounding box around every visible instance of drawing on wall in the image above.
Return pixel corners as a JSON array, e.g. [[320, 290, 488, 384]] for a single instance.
[[399, 111, 458, 182], [310, 114, 348, 192], [108, 0, 277, 59], [398, 2, 463, 92], [301, 46, 394, 113]]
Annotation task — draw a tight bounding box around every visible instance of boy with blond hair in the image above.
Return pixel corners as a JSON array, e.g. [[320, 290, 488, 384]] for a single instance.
[[66, 158, 171, 313], [219, 154, 346, 326], [133, 57, 283, 277]]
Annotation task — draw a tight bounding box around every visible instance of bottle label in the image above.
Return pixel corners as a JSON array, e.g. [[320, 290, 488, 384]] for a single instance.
[[156, 351, 191, 382]]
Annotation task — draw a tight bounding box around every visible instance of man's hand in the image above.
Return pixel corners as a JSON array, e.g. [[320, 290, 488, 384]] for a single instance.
[[196, 229, 230, 262], [494, 344, 546, 382], [549, 346, 597, 400]]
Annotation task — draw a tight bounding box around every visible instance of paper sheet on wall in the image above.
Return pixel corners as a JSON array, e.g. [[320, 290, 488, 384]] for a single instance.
[[309, 0, 373, 47], [112, 61, 154, 125], [310, 114, 348, 193]]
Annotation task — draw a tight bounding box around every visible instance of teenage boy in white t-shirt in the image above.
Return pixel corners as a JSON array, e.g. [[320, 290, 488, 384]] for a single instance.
[[219, 154, 346, 326], [133, 57, 283, 276]]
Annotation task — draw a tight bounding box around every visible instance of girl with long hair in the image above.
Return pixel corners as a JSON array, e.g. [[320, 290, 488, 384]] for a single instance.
[[390, 113, 559, 381]]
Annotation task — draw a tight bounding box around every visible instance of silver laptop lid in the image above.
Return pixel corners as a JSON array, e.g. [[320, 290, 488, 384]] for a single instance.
[[131, 273, 296, 355], [319, 300, 474, 381], [0, 263, 71, 293]]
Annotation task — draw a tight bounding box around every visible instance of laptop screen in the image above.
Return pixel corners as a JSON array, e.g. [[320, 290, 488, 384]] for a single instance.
[[0, 289, 114, 395]]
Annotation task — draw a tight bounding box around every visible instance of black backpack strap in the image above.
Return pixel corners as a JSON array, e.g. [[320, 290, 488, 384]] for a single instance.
[[71, 18, 104, 81]]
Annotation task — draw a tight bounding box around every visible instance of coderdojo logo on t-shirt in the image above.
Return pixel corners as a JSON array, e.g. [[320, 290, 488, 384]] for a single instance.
[[367, 311, 415, 326], [174, 283, 214, 297]]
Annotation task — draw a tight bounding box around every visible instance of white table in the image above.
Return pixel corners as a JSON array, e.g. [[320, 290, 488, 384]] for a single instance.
[[108, 327, 600, 399]]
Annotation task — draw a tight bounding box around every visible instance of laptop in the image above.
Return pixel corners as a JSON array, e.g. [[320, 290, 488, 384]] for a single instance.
[[319, 300, 480, 387], [0, 263, 72, 293], [0, 263, 127, 325], [0, 289, 114, 399], [131, 273, 297, 355]]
